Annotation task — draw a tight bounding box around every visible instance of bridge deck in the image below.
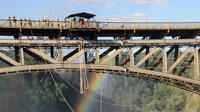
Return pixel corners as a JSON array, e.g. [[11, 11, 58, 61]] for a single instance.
[[0, 19, 200, 37]]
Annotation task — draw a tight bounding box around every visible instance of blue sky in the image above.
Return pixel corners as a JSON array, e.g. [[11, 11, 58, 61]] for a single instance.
[[0, 0, 200, 22]]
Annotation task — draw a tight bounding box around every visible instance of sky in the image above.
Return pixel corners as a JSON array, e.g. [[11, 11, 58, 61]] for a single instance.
[[0, 0, 200, 22]]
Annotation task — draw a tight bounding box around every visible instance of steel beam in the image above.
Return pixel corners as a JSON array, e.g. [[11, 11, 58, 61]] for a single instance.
[[115, 48, 120, 66], [0, 52, 21, 66], [95, 47, 100, 64], [168, 47, 192, 73], [64, 49, 85, 63], [19, 48, 24, 65], [90, 47, 116, 63], [58, 47, 63, 62], [178, 56, 194, 74], [145, 47, 150, 68], [135, 48, 159, 67], [152, 47, 175, 68], [24, 48, 58, 64], [121, 46, 146, 66], [130, 48, 135, 67], [50, 47, 54, 58], [162, 47, 167, 72], [14, 35, 20, 62], [173, 46, 179, 73], [194, 47, 199, 80], [0, 64, 200, 93], [2, 39, 200, 47], [63, 48, 79, 61]]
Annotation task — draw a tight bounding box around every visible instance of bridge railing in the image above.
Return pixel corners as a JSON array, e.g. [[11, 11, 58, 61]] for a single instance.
[[0, 19, 98, 29], [98, 22, 200, 29], [1, 19, 200, 29]]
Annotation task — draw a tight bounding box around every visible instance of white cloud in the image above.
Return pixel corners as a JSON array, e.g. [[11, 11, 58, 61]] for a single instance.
[[68, 0, 167, 9], [69, 0, 115, 8], [121, 0, 168, 5], [97, 13, 147, 22]]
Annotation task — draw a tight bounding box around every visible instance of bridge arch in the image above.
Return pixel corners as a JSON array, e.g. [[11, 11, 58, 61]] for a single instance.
[[0, 64, 200, 94]]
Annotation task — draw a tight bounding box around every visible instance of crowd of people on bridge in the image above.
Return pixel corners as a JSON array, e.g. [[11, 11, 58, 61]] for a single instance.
[[7, 16, 97, 28], [8, 16, 62, 28], [8, 16, 34, 27]]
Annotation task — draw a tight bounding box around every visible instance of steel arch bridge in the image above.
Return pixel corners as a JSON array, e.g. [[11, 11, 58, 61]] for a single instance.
[[0, 64, 200, 94], [0, 19, 200, 94]]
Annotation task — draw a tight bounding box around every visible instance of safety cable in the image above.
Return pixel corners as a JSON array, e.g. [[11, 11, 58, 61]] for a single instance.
[[49, 71, 75, 112], [30, 25, 74, 112]]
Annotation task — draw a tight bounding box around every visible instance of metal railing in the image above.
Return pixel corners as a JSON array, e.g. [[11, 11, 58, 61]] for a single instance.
[[1, 19, 200, 30]]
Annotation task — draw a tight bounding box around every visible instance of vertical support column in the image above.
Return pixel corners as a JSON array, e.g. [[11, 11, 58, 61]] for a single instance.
[[84, 49, 88, 64], [49, 36, 55, 58], [115, 48, 120, 66], [174, 46, 179, 74], [14, 35, 20, 62], [194, 47, 199, 80], [145, 46, 150, 68], [19, 48, 24, 65], [58, 47, 63, 63], [130, 47, 135, 67], [50, 47, 54, 58], [162, 47, 167, 72], [95, 47, 100, 64], [14, 35, 24, 65]]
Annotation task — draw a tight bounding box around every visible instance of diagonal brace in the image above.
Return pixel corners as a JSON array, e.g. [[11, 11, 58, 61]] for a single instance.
[[135, 48, 159, 67], [64, 49, 85, 63], [100, 48, 123, 64], [0, 52, 21, 66], [168, 47, 192, 73], [25, 48, 58, 64]]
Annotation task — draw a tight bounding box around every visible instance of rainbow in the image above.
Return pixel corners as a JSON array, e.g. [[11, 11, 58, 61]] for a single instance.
[[75, 72, 107, 112]]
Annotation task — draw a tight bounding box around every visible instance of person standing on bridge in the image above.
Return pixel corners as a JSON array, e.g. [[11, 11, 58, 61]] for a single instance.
[[57, 19, 60, 28], [28, 19, 32, 27], [8, 17, 12, 26], [20, 19, 23, 27], [38, 19, 41, 27], [24, 18, 27, 27], [105, 18, 108, 28], [13, 16, 17, 26]]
